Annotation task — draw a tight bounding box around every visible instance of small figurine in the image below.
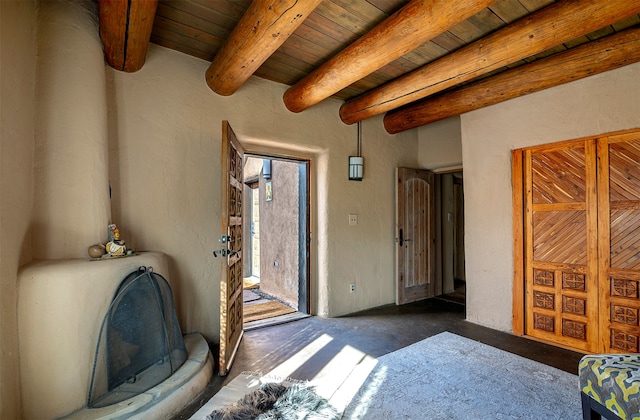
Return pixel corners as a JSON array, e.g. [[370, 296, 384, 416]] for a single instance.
[[106, 224, 127, 256], [107, 224, 119, 242]]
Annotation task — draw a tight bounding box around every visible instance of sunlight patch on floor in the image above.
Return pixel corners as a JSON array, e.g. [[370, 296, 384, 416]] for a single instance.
[[263, 333, 382, 414], [311, 344, 367, 399], [320, 353, 380, 414], [266, 333, 333, 379], [263, 334, 383, 415]]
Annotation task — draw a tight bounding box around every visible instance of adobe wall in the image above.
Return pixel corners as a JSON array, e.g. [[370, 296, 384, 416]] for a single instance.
[[258, 160, 300, 309]]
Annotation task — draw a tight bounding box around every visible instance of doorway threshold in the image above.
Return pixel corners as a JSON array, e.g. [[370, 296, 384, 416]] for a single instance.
[[244, 312, 310, 331]]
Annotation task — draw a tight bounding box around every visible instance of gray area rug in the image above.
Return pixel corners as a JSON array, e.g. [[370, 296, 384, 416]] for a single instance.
[[342, 332, 581, 419]]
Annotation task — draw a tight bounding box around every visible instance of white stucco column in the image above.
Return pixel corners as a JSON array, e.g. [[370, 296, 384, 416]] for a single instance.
[[33, 0, 110, 259]]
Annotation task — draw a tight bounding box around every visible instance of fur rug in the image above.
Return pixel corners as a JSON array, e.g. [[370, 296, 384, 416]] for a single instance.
[[206, 382, 340, 420]]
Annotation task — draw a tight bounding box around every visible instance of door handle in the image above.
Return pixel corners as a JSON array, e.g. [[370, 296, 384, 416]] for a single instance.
[[398, 229, 411, 247], [213, 249, 238, 258]]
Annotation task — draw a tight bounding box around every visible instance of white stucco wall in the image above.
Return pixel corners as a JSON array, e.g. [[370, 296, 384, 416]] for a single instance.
[[417, 116, 462, 171], [32, 0, 110, 259], [107, 44, 419, 342], [0, 1, 36, 418], [461, 61, 640, 333]]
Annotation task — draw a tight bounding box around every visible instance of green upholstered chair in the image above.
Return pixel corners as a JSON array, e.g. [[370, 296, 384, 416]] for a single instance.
[[579, 354, 640, 420]]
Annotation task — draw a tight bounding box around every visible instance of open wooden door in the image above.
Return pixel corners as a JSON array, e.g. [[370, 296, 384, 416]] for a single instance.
[[396, 168, 436, 304], [218, 121, 244, 376]]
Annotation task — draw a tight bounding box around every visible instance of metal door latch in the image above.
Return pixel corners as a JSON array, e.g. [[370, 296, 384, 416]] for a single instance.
[[213, 249, 238, 258], [218, 235, 232, 244]]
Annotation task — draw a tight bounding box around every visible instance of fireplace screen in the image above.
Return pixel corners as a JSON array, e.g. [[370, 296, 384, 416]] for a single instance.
[[88, 266, 187, 408]]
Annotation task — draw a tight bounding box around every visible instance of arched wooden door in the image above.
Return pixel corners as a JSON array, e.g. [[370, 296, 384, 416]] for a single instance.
[[396, 167, 436, 305]]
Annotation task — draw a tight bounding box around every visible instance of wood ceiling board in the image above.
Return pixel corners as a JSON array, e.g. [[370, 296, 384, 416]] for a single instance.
[[563, 35, 591, 50], [300, 11, 362, 46], [150, 35, 215, 62], [518, 0, 555, 12], [155, 4, 230, 43], [612, 14, 640, 30], [367, 0, 409, 15], [587, 25, 616, 41], [276, 35, 332, 68], [330, 0, 389, 25], [191, 0, 248, 20], [151, 22, 219, 59], [153, 15, 224, 47], [430, 31, 467, 52], [313, 1, 374, 36], [448, 18, 489, 44], [292, 22, 350, 58], [466, 8, 507, 34], [489, 0, 531, 22]]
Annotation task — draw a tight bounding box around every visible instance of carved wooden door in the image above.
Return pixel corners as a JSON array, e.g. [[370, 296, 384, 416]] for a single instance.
[[518, 129, 640, 353], [218, 121, 244, 376], [396, 168, 435, 305], [597, 132, 640, 353], [523, 139, 599, 352]]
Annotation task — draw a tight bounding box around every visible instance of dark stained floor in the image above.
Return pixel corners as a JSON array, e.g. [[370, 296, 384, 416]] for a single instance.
[[173, 298, 584, 419]]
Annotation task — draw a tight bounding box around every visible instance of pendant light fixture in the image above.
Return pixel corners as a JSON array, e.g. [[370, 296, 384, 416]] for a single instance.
[[349, 121, 364, 181]]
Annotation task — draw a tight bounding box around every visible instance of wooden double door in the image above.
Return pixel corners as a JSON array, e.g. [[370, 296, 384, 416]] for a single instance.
[[514, 129, 640, 353]]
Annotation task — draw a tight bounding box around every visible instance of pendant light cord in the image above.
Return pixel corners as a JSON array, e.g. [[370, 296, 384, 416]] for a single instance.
[[357, 121, 362, 157]]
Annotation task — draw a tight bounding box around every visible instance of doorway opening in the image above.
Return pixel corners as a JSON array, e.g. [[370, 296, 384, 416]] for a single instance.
[[241, 155, 310, 328], [437, 171, 466, 305]]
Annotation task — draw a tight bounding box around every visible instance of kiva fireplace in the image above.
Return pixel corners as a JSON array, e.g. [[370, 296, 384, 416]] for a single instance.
[[18, 252, 212, 419]]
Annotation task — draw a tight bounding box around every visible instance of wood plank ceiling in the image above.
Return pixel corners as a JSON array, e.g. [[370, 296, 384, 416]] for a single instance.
[[100, 0, 640, 133]]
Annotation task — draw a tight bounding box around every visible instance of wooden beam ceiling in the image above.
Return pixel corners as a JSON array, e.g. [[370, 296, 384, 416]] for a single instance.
[[205, 0, 323, 96], [282, 0, 497, 113], [384, 26, 640, 133], [339, 0, 640, 125], [98, 0, 640, 133]]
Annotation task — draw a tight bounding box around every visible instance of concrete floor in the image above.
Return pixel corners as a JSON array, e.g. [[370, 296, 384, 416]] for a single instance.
[[172, 298, 584, 419]]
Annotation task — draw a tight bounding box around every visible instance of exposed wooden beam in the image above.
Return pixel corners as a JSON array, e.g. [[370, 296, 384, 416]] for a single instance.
[[339, 0, 640, 125], [383, 27, 640, 134], [99, 0, 158, 72], [282, 0, 497, 113], [205, 0, 322, 96]]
